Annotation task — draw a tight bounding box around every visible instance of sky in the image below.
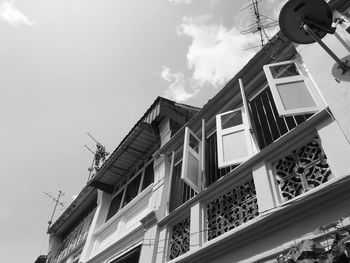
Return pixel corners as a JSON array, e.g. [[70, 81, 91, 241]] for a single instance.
[[0, 0, 286, 262]]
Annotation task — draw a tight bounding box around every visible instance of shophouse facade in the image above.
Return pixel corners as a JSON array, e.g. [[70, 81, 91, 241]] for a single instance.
[[46, 0, 350, 262]]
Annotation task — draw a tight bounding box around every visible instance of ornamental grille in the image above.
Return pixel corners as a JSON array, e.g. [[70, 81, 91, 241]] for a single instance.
[[274, 138, 333, 201], [169, 216, 190, 260], [206, 178, 259, 241]]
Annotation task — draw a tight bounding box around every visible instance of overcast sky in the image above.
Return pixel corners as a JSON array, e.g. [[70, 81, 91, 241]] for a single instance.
[[0, 0, 285, 261]]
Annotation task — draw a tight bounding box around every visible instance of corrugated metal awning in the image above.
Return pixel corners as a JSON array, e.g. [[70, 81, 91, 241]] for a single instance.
[[88, 122, 159, 193], [87, 97, 200, 193]]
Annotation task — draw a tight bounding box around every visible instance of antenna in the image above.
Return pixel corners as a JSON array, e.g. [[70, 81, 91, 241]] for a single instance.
[[241, 0, 279, 48], [279, 0, 350, 74], [44, 190, 65, 232], [85, 132, 109, 182]]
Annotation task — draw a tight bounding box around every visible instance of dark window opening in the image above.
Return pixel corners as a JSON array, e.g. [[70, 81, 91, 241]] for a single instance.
[[205, 132, 237, 187], [110, 246, 141, 263], [142, 161, 154, 190], [169, 161, 196, 212], [123, 173, 142, 206], [106, 191, 123, 222], [249, 86, 312, 149]]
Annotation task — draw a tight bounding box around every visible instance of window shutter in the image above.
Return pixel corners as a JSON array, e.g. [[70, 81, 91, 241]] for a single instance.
[[181, 127, 201, 193], [263, 61, 324, 117], [216, 107, 253, 168]]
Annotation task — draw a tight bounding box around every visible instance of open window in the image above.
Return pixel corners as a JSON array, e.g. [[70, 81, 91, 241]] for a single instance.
[[216, 107, 254, 168], [181, 127, 201, 193], [263, 61, 324, 117]]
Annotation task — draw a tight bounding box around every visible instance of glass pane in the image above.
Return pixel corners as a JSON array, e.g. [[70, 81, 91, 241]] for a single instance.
[[270, 63, 299, 79], [186, 152, 199, 187], [123, 173, 142, 206], [189, 134, 199, 153], [106, 191, 123, 221], [222, 130, 248, 162], [221, 111, 243, 130], [276, 80, 316, 111], [142, 162, 154, 190]]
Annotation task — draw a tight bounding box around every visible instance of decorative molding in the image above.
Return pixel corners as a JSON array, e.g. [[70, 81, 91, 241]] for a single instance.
[[86, 226, 144, 263], [140, 211, 158, 229]]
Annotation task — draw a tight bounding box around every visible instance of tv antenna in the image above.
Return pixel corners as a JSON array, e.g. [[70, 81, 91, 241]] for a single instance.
[[44, 190, 65, 232], [85, 132, 109, 182], [241, 0, 279, 48], [279, 0, 350, 74]]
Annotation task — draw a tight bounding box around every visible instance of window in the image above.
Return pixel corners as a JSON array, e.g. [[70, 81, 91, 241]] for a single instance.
[[205, 132, 237, 186], [106, 191, 123, 221], [249, 85, 312, 149], [169, 160, 197, 212], [141, 161, 154, 191], [123, 173, 142, 206], [216, 108, 254, 168], [110, 245, 141, 263], [105, 160, 155, 222], [181, 127, 202, 192], [263, 61, 324, 117]]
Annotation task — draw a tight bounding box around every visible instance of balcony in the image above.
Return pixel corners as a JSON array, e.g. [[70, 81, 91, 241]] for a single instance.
[[90, 185, 153, 258], [159, 107, 349, 262]]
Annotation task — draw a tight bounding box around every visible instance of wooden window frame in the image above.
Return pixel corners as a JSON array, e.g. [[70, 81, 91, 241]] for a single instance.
[[263, 60, 324, 117], [181, 127, 202, 193], [216, 107, 254, 168]]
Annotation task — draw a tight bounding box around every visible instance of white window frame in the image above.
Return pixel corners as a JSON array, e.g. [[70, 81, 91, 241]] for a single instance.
[[216, 107, 254, 168], [263, 60, 324, 117], [181, 127, 202, 193], [105, 159, 154, 222]]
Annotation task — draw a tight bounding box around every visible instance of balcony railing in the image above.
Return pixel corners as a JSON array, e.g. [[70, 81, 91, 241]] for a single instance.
[[206, 178, 258, 241], [274, 137, 333, 202], [161, 109, 337, 262], [168, 214, 191, 260]]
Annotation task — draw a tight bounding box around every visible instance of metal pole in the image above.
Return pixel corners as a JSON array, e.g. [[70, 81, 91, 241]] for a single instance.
[[303, 24, 350, 73], [47, 190, 63, 232]]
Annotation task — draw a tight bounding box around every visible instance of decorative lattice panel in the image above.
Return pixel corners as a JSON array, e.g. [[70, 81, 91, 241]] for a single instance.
[[169, 216, 190, 260], [274, 138, 333, 201], [206, 179, 259, 241]]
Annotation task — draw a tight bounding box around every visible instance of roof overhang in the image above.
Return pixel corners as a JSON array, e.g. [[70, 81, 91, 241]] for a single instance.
[[88, 122, 159, 193], [48, 185, 97, 236], [87, 97, 199, 193]]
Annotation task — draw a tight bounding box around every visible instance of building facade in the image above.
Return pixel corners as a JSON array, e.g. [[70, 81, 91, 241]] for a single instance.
[[46, 0, 350, 262]]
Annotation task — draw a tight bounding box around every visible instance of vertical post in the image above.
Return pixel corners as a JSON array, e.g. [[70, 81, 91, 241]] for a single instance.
[[239, 78, 260, 153], [201, 119, 206, 190], [166, 151, 175, 216], [190, 202, 202, 249]]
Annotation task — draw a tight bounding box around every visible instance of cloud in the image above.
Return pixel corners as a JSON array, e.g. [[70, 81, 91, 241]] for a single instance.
[[168, 0, 191, 4], [161, 15, 258, 102], [0, 1, 36, 26], [161, 66, 199, 102], [264, 0, 288, 20]]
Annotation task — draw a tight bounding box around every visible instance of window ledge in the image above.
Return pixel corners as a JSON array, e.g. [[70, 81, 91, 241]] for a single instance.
[[159, 108, 331, 227]]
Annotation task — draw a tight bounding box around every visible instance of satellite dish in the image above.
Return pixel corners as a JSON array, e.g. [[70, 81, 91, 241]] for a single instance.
[[279, 0, 333, 44], [279, 0, 349, 74]]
